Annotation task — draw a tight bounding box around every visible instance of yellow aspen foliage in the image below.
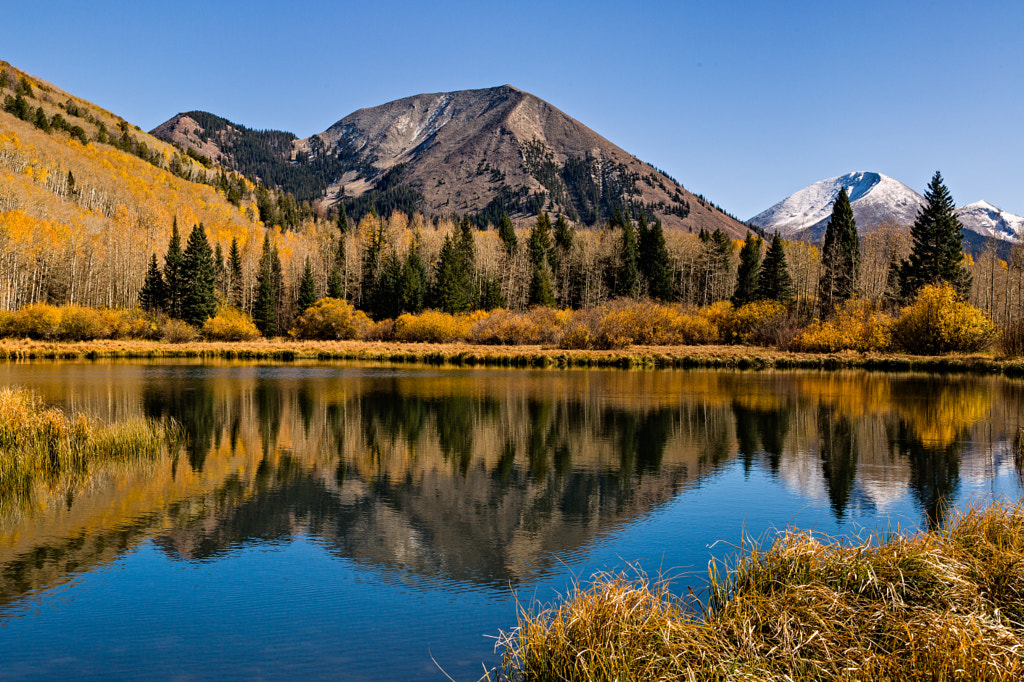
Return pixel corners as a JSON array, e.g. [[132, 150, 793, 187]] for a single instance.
[[892, 283, 997, 354]]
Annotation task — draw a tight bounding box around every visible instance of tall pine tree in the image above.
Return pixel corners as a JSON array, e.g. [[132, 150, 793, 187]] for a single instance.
[[615, 209, 639, 298], [528, 212, 556, 307], [433, 232, 472, 313], [818, 186, 860, 315], [228, 237, 243, 308], [898, 171, 972, 301], [732, 232, 762, 306], [253, 233, 282, 336], [297, 257, 317, 313], [163, 217, 184, 318], [639, 216, 674, 301], [756, 234, 794, 304], [139, 254, 165, 313], [180, 224, 218, 327]]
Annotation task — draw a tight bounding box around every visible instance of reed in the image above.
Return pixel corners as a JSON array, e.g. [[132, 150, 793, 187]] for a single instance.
[[0, 387, 180, 512], [498, 502, 1024, 681]]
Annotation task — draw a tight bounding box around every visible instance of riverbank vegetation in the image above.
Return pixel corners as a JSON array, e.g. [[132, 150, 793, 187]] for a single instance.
[[496, 500, 1024, 681], [0, 386, 179, 514]]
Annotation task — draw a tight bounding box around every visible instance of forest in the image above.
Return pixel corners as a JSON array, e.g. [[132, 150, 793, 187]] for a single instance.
[[1, 65, 1022, 356]]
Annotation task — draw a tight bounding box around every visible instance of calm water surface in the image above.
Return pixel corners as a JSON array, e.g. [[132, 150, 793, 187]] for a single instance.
[[0, 362, 1022, 680]]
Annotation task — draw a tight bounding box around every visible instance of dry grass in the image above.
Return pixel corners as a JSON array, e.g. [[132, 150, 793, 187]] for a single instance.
[[0, 337, 1022, 376], [497, 502, 1024, 681], [0, 386, 180, 514]]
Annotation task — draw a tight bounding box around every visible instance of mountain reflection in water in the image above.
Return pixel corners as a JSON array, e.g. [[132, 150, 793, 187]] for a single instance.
[[1, 364, 1022, 611]]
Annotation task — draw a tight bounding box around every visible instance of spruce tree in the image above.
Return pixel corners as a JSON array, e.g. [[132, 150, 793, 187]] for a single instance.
[[818, 186, 859, 315], [552, 214, 576, 305], [640, 217, 674, 301], [253, 233, 280, 336], [327, 268, 344, 300], [756, 234, 794, 304], [616, 209, 639, 298], [732, 232, 763, 306], [139, 254, 165, 313], [337, 203, 349, 234], [214, 242, 226, 300], [528, 213, 556, 307], [180, 223, 218, 327], [297, 257, 317, 314], [498, 212, 518, 255], [898, 171, 972, 301], [433, 232, 471, 313], [399, 245, 428, 313], [163, 218, 184, 318], [228, 237, 243, 308]]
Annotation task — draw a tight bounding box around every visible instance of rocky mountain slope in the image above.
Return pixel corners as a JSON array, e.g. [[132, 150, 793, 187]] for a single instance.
[[749, 171, 1023, 247], [153, 86, 748, 236]]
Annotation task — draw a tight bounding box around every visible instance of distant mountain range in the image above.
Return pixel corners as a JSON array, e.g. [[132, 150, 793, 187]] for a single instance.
[[748, 172, 1023, 249], [152, 86, 748, 236]]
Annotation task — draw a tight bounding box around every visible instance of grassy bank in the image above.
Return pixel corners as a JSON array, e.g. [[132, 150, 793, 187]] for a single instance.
[[498, 499, 1024, 681], [0, 386, 180, 513], [1, 338, 1024, 375]]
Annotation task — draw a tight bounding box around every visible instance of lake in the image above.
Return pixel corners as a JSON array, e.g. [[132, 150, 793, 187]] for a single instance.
[[0, 362, 1022, 680]]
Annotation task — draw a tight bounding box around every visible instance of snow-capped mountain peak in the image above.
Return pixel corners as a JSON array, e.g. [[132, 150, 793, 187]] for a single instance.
[[956, 200, 1024, 243], [748, 172, 925, 240]]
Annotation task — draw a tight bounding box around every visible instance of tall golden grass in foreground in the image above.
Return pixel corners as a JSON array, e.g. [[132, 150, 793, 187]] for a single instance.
[[0, 387, 179, 513], [498, 501, 1024, 681]]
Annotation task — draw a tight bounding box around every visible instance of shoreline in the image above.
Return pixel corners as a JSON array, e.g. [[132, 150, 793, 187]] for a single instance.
[[0, 338, 1022, 374]]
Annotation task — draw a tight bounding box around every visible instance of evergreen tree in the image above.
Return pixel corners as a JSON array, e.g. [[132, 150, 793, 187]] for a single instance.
[[214, 242, 226, 300], [756, 234, 795, 304], [478, 276, 505, 310], [228, 237, 243, 308], [818, 187, 860, 315], [616, 209, 639, 298], [253, 233, 281, 336], [139, 254, 165, 313], [180, 223, 218, 327], [327, 267, 344, 299], [433, 232, 472, 313], [732, 232, 763, 306], [372, 250, 403, 319], [337, 203, 349, 234], [163, 217, 184, 318], [639, 217, 674, 300], [297, 257, 317, 313], [399, 245, 428, 313], [498, 212, 517, 255], [528, 212, 555, 307], [552, 214, 576, 306], [898, 171, 972, 301]]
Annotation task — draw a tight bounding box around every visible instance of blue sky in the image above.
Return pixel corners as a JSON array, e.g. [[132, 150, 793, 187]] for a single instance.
[[6, 0, 1022, 218]]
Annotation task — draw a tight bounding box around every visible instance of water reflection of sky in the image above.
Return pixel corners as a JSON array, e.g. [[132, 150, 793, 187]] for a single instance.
[[0, 363, 1022, 680]]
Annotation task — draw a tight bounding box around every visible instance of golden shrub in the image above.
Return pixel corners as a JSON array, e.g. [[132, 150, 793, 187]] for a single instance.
[[202, 307, 261, 341], [725, 300, 788, 345], [470, 307, 568, 345], [892, 284, 997, 354], [107, 309, 160, 340], [11, 303, 62, 340], [289, 297, 369, 340], [56, 305, 110, 341], [792, 299, 895, 353], [160, 318, 199, 343], [393, 310, 482, 343]]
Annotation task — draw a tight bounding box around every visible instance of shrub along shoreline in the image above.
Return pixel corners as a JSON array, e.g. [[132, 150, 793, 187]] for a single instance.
[[1, 337, 1024, 376], [496, 499, 1024, 681]]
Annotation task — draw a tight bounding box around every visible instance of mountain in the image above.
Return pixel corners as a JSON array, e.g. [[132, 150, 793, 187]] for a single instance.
[[749, 172, 1023, 248], [747, 172, 926, 240], [957, 200, 1024, 244], [153, 86, 748, 236]]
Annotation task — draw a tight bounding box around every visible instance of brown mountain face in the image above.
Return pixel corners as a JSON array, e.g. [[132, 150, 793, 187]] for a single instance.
[[153, 86, 747, 236]]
